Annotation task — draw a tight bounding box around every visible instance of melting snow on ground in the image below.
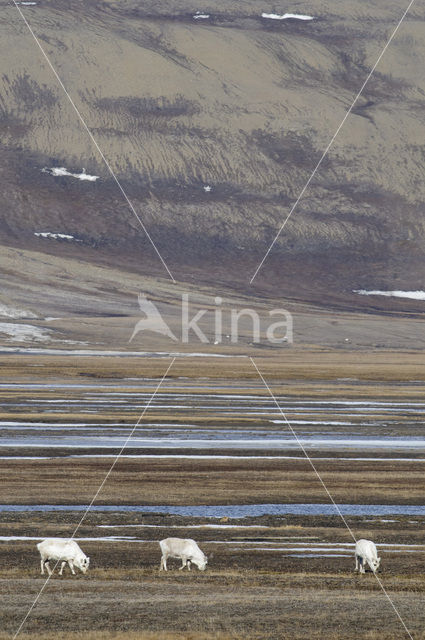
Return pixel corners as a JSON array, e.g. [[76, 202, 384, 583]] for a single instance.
[[0, 348, 245, 357], [261, 12, 314, 20], [0, 303, 37, 319], [0, 535, 137, 543], [42, 167, 99, 181], [354, 290, 425, 300], [34, 232, 81, 242], [193, 11, 210, 19], [0, 323, 52, 343]]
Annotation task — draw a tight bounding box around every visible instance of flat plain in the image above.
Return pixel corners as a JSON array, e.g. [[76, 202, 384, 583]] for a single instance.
[[1, 353, 425, 639]]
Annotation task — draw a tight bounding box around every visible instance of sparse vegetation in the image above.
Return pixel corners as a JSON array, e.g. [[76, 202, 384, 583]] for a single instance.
[[1, 358, 425, 638]]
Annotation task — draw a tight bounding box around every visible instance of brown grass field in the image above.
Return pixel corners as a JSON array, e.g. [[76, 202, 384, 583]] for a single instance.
[[3, 349, 425, 384], [1, 456, 425, 506], [2, 520, 425, 640], [1, 352, 425, 639]]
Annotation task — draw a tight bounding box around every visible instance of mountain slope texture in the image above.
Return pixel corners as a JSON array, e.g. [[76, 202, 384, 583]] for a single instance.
[[1, 0, 425, 307]]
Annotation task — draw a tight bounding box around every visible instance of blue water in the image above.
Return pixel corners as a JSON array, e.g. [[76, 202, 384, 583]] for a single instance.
[[1, 504, 425, 517], [4, 436, 425, 449]]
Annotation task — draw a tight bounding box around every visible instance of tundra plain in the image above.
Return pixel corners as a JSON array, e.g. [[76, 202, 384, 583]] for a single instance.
[[2, 0, 425, 637], [1, 354, 425, 639]]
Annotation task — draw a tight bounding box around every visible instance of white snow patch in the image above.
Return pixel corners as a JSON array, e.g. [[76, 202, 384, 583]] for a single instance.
[[193, 12, 210, 19], [0, 348, 245, 357], [271, 420, 355, 426], [42, 167, 99, 182], [289, 553, 351, 558], [354, 290, 425, 300], [0, 323, 52, 343], [0, 535, 139, 543], [0, 457, 52, 460], [98, 524, 271, 530], [261, 12, 314, 21], [0, 303, 37, 319], [34, 232, 80, 242]]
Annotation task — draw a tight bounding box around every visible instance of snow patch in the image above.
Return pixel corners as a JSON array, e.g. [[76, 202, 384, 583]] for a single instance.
[[261, 12, 314, 20], [289, 553, 350, 558], [98, 524, 271, 530], [193, 11, 210, 19], [354, 290, 425, 300], [271, 420, 356, 426], [34, 232, 80, 242], [0, 348, 245, 357], [0, 303, 37, 319], [0, 323, 52, 343], [0, 535, 138, 543], [42, 167, 99, 182]]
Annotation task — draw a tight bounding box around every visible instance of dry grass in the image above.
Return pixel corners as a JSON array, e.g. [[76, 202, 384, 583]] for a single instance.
[[2, 506, 425, 638], [1, 456, 425, 505], [2, 350, 425, 384], [3, 633, 425, 640], [0, 633, 247, 640], [3, 634, 425, 640], [1, 571, 424, 640], [2, 355, 425, 639]]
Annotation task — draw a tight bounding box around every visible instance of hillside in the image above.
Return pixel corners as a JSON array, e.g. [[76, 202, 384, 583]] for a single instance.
[[1, 0, 425, 312]]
